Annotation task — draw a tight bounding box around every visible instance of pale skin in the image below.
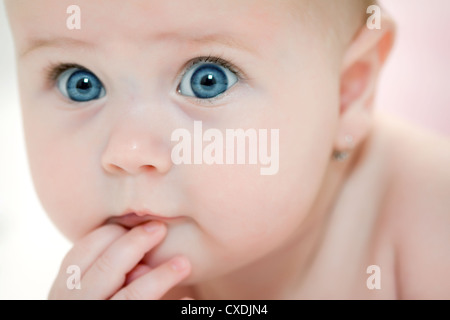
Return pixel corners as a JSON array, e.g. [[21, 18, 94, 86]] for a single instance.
[[5, 0, 450, 299]]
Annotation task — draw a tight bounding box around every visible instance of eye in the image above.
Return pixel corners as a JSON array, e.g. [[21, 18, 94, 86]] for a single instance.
[[56, 68, 106, 102], [178, 62, 238, 99]]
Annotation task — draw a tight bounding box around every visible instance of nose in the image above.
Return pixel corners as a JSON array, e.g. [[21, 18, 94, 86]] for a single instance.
[[101, 111, 173, 176]]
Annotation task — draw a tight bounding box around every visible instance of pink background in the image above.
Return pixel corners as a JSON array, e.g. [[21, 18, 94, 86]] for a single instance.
[[377, 0, 450, 136]]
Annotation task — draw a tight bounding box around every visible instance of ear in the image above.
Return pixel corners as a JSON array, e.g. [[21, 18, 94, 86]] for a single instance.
[[334, 11, 396, 155]]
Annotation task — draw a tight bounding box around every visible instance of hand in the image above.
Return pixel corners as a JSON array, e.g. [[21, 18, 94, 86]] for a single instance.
[[48, 221, 191, 299]]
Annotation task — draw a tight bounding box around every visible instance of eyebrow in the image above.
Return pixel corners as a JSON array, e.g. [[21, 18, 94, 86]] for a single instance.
[[19, 37, 94, 57], [188, 33, 257, 55], [19, 33, 258, 58]]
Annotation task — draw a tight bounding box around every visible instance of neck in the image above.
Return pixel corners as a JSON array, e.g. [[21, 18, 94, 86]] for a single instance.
[[192, 147, 364, 299]]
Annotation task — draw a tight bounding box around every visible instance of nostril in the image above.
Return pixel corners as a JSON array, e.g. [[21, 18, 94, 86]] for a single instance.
[[100, 139, 173, 175], [103, 162, 158, 176], [139, 164, 155, 172], [103, 163, 126, 174]]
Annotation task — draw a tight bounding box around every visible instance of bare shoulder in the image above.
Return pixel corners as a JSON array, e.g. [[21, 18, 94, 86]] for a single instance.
[[374, 111, 450, 299]]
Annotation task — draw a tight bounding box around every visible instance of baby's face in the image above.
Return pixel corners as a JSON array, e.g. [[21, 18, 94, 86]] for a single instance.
[[8, 0, 342, 282]]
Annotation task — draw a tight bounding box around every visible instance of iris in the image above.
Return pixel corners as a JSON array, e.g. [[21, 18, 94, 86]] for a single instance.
[[179, 62, 238, 99], [57, 68, 106, 102]]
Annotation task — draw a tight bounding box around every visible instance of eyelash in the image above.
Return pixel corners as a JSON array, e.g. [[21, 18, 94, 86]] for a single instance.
[[45, 56, 246, 92], [180, 55, 244, 80], [45, 62, 86, 84]]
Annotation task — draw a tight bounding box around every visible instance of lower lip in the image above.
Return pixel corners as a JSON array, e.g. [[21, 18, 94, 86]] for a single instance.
[[107, 214, 184, 228]]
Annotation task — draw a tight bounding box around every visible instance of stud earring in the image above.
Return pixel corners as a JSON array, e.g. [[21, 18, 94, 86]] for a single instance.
[[333, 150, 349, 161], [332, 134, 354, 162], [344, 134, 354, 148]]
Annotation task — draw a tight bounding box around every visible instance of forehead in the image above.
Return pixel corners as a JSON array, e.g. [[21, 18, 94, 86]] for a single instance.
[[7, 0, 299, 55]]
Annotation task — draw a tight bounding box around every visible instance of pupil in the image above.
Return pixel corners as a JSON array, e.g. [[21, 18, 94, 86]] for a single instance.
[[200, 74, 216, 88], [77, 78, 92, 91]]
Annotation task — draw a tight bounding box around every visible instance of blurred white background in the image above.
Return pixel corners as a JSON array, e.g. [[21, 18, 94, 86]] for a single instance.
[[0, 1, 449, 299]]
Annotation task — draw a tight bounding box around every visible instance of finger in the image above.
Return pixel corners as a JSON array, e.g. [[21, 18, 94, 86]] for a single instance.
[[81, 221, 167, 299], [49, 224, 127, 298], [60, 224, 127, 273], [125, 263, 152, 286], [111, 256, 191, 300]]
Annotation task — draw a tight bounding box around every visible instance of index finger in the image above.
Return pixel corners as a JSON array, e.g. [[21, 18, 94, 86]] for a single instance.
[[58, 223, 127, 276]]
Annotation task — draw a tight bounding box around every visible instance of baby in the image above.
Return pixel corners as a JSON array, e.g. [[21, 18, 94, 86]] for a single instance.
[[4, 0, 450, 299]]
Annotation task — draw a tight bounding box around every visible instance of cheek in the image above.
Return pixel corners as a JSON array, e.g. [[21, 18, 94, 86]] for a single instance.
[[181, 119, 332, 253], [21, 106, 102, 241], [162, 140, 328, 281], [17, 62, 109, 241]]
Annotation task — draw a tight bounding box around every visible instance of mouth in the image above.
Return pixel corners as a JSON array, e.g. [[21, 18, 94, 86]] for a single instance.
[[106, 211, 183, 229]]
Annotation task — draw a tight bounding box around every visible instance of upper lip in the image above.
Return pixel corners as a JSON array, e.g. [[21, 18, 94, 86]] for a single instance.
[[106, 209, 182, 229]]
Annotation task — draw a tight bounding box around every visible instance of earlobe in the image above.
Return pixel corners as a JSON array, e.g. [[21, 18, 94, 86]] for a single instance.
[[333, 106, 372, 157]]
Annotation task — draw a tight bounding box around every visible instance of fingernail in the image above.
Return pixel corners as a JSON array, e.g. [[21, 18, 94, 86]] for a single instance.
[[170, 257, 189, 272], [143, 221, 162, 233]]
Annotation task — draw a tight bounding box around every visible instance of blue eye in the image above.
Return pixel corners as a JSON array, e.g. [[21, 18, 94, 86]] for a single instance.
[[178, 62, 238, 99], [56, 68, 106, 102]]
